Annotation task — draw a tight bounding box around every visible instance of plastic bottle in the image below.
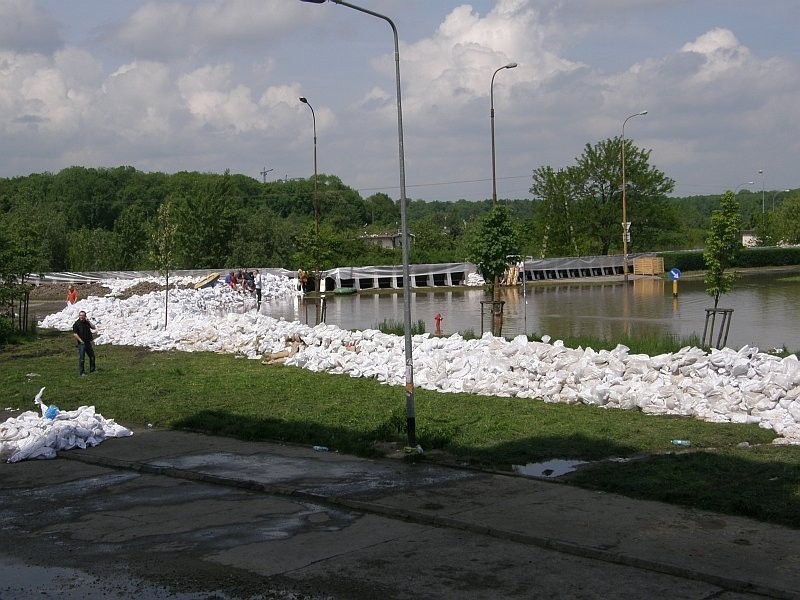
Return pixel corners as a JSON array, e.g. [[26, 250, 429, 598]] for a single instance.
[[671, 439, 691, 447], [312, 445, 329, 452]]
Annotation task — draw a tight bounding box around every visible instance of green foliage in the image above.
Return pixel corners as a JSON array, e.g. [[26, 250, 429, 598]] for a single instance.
[[1, 165, 797, 275], [703, 191, 742, 308], [468, 205, 519, 293], [365, 192, 400, 226], [115, 203, 155, 269], [530, 137, 678, 257], [734, 246, 800, 267], [656, 250, 706, 272], [529, 166, 583, 257], [657, 247, 800, 272], [151, 196, 178, 327], [773, 193, 800, 245], [173, 172, 239, 268]]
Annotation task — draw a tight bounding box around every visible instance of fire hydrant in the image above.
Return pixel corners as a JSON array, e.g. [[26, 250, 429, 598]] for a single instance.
[[434, 312, 443, 335]]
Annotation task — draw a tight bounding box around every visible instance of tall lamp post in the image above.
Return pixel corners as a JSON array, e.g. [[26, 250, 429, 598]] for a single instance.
[[490, 62, 517, 329], [300, 0, 416, 448], [758, 169, 765, 213], [620, 110, 647, 283], [491, 62, 517, 207], [299, 96, 319, 292]]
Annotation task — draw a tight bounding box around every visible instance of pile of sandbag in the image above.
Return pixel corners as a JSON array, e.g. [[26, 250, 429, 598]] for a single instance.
[[1, 388, 132, 463]]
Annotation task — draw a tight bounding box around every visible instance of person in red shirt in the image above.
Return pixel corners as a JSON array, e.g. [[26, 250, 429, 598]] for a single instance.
[[66, 285, 78, 305]]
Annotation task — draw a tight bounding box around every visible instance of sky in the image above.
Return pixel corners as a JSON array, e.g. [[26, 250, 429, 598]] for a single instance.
[[1, 0, 798, 202]]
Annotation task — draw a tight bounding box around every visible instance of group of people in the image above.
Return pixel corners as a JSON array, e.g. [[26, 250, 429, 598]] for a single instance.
[[225, 269, 265, 308]]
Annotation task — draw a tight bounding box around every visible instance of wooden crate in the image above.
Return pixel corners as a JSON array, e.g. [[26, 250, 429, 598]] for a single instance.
[[633, 256, 664, 275]]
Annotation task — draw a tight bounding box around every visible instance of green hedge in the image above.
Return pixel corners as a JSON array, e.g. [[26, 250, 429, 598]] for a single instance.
[[656, 247, 800, 273], [656, 250, 705, 272]]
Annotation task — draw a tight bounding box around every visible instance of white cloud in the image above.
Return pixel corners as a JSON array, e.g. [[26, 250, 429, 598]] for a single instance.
[[105, 0, 316, 60], [680, 28, 751, 83], [0, 1, 799, 197], [0, 0, 62, 54]]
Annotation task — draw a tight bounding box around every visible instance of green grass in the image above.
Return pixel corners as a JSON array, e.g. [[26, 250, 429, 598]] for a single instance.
[[541, 331, 705, 356], [2, 329, 799, 528], [375, 318, 426, 336]]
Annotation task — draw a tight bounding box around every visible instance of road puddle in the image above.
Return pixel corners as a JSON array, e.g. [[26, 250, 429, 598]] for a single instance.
[[512, 459, 588, 478]]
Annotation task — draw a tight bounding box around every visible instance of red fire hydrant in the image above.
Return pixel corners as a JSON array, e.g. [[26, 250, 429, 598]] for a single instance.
[[434, 312, 443, 335]]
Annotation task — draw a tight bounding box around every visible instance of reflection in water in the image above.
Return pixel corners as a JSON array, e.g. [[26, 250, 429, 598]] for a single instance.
[[282, 272, 800, 351]]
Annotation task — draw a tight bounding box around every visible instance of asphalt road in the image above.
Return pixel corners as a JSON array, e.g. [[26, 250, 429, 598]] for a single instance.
[[1, 429, 796, 599]]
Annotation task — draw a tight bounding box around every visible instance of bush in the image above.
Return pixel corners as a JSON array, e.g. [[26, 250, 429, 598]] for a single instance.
[[656, 246, 800, 272]]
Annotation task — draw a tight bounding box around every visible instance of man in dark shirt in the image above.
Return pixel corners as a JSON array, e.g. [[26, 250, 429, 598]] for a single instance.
[[72, 310, 96, 376]]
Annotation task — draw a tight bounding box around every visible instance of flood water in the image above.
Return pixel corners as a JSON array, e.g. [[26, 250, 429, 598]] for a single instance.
[[31, 270, 800, 352], [281, 271, 800, 352]]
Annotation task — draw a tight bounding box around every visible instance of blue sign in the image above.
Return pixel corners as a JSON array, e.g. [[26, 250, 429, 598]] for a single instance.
[[669, 268, 682, 281]]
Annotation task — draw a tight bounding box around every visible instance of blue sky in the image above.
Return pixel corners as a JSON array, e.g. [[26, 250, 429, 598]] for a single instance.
[[1, 0, 798, 201]]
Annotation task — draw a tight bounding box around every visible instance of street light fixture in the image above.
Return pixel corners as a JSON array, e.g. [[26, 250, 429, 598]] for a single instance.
[[299, 96, 319, 292], [734, 181, 754, 193], [299, 0, 417, 448], [758, 169, 765, 213], [620, 110, 647, 283], [491, 62, 517, 207]]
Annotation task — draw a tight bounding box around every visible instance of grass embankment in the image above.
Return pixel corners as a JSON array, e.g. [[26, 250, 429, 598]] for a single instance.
[[2, 329, 799, 528]]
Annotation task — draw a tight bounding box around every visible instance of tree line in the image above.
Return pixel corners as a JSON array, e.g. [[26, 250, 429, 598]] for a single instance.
[[1, 139, 798, 282]]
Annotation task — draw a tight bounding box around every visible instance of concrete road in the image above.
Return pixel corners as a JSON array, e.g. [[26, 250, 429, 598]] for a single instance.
[[1, 429, 796, 599]]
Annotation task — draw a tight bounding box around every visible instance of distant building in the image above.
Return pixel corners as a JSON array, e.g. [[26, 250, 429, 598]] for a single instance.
[[360, 231, 415, 249], [740, 230, 758, 247]]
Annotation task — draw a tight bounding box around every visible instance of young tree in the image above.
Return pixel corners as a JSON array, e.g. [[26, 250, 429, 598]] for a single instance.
[[151, 196, 178, 328], [468, 205, 519, 333], [703, 190, 742, 309], [0, 203, 50, 335]]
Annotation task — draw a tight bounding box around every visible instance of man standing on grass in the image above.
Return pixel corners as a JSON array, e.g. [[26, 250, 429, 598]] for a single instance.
[[72, 310, 96, 376]]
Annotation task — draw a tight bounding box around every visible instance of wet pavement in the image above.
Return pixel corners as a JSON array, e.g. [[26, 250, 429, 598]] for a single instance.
[[1, 428, 798, 599]]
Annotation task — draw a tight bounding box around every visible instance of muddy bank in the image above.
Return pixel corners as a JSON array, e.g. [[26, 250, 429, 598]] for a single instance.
[[28, 281, 195, 302]]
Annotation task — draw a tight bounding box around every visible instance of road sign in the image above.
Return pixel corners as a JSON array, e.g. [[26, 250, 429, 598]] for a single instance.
[[669, 268, 682, 281]]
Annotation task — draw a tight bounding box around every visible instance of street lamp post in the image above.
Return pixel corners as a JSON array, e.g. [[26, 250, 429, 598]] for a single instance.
[[758, 169, 765, 213], [491, 63, 517, 207], [489, 62, 517, 330], [734, 181, 754, 193], [620, 110, 647, 283], [299, 96, 319, 292], [299, 0, 417, 448]]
